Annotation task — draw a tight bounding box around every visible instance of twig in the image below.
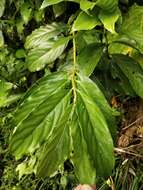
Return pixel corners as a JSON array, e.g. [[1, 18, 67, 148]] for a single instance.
[[114, 148, 143, 158]]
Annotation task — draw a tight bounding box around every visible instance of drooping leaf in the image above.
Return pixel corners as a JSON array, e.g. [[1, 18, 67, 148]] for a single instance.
[[26, 37, 69, 71], [0, 0, 5, 17], [72, 11, 100, 31], [10, 71, 71, 159], [78, 43, 103, 76], [121, 4, 143, 52], [37, 110, 71, 177], [10, 70, 115, 182], [74, 74, 115, 177], [113, 54, 143, 98], [71, 113, 96, 184], [77, 74, 117, 138]]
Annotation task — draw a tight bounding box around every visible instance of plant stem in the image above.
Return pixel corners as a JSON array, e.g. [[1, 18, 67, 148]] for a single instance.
[[72, 31, 77, 105]]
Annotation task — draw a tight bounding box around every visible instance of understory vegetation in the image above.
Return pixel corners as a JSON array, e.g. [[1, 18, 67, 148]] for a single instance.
[[1, 0, 143, 189]]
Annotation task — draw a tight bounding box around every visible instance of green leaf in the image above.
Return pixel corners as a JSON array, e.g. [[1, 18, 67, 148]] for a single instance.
[[121, 4, 143, 52], [71, 113, 96, 184], [37, 111, 71, 177], [80, 0, 96, 12], [95, 0, 118, 12], [108, 42, 133, 55], [53, 2, 66, 18], [74, 74, 115, 177], [72, 11, 100, 31], [10, 70, 115, 182], [20, 2, 32, 25], [26, 36, 69, 72], [78, 43, 103, 76], [0, 0, 5, 17], [77, 74, 117, 138], [113, 54, 143, 98], [41, 0, 64, 9], [10, 71, 71, 159], [99, 8, 120, 33], [0, 30, 4, 47], [25, 23, 67, 49]]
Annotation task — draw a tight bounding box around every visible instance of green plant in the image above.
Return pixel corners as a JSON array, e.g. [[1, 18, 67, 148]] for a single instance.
[[1, 0, 143, 188]]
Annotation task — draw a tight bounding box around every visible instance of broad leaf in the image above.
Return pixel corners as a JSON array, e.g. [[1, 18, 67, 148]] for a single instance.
[[10, 71, 71, 159], [37, 112, 71, 177], [78, 43, 103, 76], [26, 37, 69, 71], [71, 113, 96, 184], [10, 70, 115, 182], [25, 23, 67, 49], [77, 74, 117, 138], [73, 74, 115, 177], [72, 12, 100, 31], [0, 0, 5, 17], [113, 54, 143, 98]]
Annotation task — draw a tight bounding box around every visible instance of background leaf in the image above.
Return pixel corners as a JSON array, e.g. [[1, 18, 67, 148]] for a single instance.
[[120, 4, 143, 52], [113, 54, 143, 98], [0, 0, 5, 17]]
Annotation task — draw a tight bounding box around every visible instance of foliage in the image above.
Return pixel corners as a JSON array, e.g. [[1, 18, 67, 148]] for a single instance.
[[1, 0, 143, 189]]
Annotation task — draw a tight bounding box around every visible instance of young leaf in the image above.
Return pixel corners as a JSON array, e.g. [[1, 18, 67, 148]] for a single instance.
[[72, 12, 100, 31], [99, 8, 120, 33], [78, 43, 103, 76]]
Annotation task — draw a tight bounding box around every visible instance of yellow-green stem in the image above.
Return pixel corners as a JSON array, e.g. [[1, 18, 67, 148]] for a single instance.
[[72, 32, 77, 105]]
